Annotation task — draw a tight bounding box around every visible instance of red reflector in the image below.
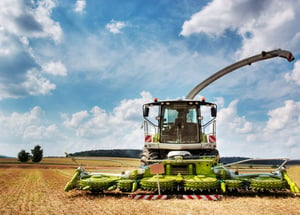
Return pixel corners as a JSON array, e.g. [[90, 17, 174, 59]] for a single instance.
[[145, 135, 152, 142], [208, 135, 216, 143]]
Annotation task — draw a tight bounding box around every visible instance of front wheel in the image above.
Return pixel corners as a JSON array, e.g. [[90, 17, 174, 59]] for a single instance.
[[140, 148, 160, 166], [201, 149, 220, 162]]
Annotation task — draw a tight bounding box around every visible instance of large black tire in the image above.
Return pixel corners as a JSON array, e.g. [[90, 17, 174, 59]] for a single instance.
[[140, 147, 160, 166], [199, 149, 220, 164], [201, 149, 219, 158]]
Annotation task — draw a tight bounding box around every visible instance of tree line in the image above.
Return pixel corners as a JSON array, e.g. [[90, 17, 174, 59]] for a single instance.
[[18, 145, 43, 163], [69, 149, 142, 158]]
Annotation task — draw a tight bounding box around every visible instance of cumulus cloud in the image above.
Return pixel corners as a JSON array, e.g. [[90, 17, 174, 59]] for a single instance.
[[262, 100, 300, 157], [23, 124, 59, 140], [63, 110, 89, 129], [265, 100, 300, 131], [42, 61, 68, 76], [0, 0, 62, 42], [0, 106, 66, 156], [0, 66, 56, 100], [180, 0, 300, 57], [216, 98, 300, 158], [63, 91, 152, 148], [0, 31, 20, 56], [218, 100, 253, 134], [21, 69, 56, 96], [73, 0, 86, 14], [106, 20, 127, 34], [0, 0, 63, 100], [0, 106, 58, 139], [285, 60, 300, 85], [112, 92, 152, 122]]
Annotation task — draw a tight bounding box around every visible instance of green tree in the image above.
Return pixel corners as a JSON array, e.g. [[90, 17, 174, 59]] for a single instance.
[[31, 145, 43, 163], [18, 150, 30, 162]]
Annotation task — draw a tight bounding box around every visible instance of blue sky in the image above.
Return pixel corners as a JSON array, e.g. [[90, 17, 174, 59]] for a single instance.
[[0, 0, 300, 159]]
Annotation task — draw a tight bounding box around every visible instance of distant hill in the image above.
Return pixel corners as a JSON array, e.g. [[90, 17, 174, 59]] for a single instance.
[[220, 157, 250, 164], [220, 157, 300, 165], [69, 149, 300, 165], [286, 160, 300, 165], [69, 149, 142, 158], [0, 155, 11, 158]]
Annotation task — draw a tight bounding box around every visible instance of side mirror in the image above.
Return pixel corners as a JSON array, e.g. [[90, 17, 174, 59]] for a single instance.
[[211, 107, 217, 117], [143, 106, 149, 117]]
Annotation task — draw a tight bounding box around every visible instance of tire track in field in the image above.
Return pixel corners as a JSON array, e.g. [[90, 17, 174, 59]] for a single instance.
[[0, 168, 29, 211], [0, 168, 106, 214], [0, 169, 42, 214], [0, 168, 21, 196], [39, 169, 105, 214]]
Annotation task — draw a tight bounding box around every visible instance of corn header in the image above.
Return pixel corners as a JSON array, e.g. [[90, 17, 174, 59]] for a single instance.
[[65, 156, 298, 194]]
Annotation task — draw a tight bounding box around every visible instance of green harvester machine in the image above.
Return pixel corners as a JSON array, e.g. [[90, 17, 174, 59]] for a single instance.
[[65, 49, 299, 195]]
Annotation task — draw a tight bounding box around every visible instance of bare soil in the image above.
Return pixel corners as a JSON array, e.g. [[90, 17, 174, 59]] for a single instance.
[[0, 165, 300, 215]]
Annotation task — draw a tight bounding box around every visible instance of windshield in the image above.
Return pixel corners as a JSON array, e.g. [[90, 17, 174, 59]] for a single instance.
[[163, 107, 198, 123], [160, 104, 200, 143]]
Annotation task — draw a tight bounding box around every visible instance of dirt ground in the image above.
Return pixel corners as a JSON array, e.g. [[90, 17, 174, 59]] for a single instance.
[[0, 165, 299, 215]]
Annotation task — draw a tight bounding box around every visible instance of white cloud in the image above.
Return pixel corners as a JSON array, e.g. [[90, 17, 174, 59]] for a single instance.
[[213, 97, 225, 108], [0, 0, 62, 100], [112, 91, 152, 122], [73, 0, 86, 14], [217, 98, 300, 158], [218, 99, 253, 134], [63, 110, 89, 129], [106, 20, 127, 34], [285, 60, 300, 85], [0, 106, 65, 156], [0, 0, 62, 42], [265, 100, 300, 131], [180, 0, 300, 57], [42, 61, 68, 76], [0, 106, 55, 139], [23, 124, 59, 140], [181, 0, 241, 37], [63, 91, 152, 148], [34, 0, 63, 42], [0, 31, 20, 56], [262, 100, 300, 157], [22, 69, 56, 96]]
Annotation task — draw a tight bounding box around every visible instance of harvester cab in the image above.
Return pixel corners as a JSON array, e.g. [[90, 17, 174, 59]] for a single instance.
[[141, 98, 219, 165]]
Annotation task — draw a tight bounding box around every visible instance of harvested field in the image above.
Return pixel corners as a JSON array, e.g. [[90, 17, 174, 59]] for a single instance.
[[0, 158, 299, 215]]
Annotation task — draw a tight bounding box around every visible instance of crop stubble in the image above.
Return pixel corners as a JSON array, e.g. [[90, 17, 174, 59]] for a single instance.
[[0, 165, 299, 215]]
